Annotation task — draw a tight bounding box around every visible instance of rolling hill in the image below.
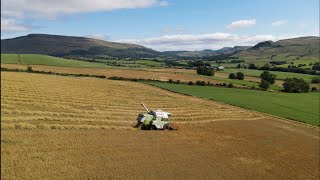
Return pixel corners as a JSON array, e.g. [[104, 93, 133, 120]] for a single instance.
[[1, 34, 319, 60], [164, 37, 319, 59], [162, 46, 251, 57], [233, 36, 320, 59], [0, 54, 112, 68], [1, 34, 162, 58], [162, 50, 219, 57]]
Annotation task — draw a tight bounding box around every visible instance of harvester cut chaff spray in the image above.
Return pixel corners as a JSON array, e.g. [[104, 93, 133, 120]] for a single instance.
[[135, 103, 177, 130]]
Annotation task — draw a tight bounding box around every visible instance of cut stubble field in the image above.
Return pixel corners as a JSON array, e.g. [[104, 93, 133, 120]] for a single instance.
[[1, 72, 266, 129], [1, 72, 319, 179], [2, 121, 319, 179]]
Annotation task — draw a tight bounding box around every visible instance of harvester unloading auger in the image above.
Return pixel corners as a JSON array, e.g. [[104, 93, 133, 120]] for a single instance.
[[135, 103, 177, 130]]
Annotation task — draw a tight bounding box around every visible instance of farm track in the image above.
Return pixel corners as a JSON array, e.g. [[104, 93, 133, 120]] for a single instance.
[[1, 72, 269, 130]]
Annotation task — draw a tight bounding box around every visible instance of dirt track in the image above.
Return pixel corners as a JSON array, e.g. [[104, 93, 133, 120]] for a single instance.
[[2, 120, 319, 179]]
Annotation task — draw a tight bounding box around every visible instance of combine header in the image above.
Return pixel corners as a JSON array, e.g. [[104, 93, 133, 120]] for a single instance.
[[135, 103, 177, 130]]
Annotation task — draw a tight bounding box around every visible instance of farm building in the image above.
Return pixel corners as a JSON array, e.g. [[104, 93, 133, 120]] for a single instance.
[[212, 66, 224, 70]]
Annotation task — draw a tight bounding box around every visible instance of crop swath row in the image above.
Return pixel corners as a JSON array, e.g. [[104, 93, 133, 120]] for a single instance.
[[0, 72, 272, 129]]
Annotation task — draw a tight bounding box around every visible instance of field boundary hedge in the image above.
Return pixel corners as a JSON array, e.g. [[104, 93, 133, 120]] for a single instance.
[[1, 67, 286, 92]]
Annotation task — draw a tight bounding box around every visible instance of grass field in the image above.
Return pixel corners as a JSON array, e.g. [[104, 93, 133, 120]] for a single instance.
[[1, 54, 113, 68], [148, 82, 320, 126], [222, 68, 317, 82], [196, 74, 282, 90], [276, 58, 319, 69], [104, 59, 164, 68]]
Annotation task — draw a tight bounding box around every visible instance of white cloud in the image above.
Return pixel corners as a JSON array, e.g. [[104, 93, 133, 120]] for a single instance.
[[1, 0, 167, 19], [159, 1, 169, 6], [226, 19, 256, 30], [1, 18, 31, 33], [1, 0, 168, 33], [117, 33, 305, 51], [272, 19, 288, 26], [87, 34, 110, 40]]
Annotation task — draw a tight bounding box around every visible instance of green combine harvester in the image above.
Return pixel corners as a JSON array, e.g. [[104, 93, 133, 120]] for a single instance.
[[135, 103, 177, 130]]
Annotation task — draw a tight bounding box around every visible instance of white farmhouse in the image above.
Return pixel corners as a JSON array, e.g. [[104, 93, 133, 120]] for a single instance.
[[217, 66, 224, 70]]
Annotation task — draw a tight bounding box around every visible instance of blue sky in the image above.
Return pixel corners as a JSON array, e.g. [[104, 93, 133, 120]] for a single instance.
[[1, 0, 319, 51]]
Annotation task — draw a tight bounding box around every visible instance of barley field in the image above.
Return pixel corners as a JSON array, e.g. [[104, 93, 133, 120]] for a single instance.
[[1, 71, 319, 179], [1, 71, 266, 130]]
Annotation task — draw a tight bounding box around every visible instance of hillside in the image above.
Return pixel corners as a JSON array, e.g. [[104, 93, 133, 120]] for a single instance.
[[1, 54, 112, 68], [166, 36, 319, 59], [162, 50, 219, 57], [214, 46, 251, 54], [2, 34, 319, 60], [162, 46, 251, 57], [1, 34, 162, 58], [233, 36, 320, 59]]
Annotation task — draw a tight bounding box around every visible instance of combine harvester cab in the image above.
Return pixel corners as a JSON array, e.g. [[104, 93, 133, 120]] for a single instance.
[[135, 103, 176, 130]]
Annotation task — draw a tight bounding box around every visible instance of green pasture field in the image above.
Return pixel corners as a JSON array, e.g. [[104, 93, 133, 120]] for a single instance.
[[148, 82, 320, 126], [208, 62, 237, 68], [103, 59, 164, 68], [277, 59, 319, 69], [1, 54, 113, 68], [213, 76, 282, 90], [195, 74, 282, 90], [222, 68, 317, 82]]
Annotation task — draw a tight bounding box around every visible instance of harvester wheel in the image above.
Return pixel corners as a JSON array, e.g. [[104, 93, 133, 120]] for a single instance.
[[150, 126, 157, 130], [140, 124, 146, 130], [163, 124, 169, 130]]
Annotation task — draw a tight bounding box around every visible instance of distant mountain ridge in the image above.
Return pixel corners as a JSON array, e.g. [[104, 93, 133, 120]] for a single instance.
[[162, 46, 251, 57], [1, 34, 162, 58], [1, 34, 319, 59], [214, 46, 252, 54], [162, 50, 218, 57], [233, 36, 320, 58]]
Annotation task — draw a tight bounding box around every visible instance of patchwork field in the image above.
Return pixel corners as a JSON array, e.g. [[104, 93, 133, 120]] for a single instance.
[[1, 71, 320, 179], [1, 63, 224, 85], [2, 54, 318, 91], [149, 82, 320, 126], [3, 62, 319, 91]]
